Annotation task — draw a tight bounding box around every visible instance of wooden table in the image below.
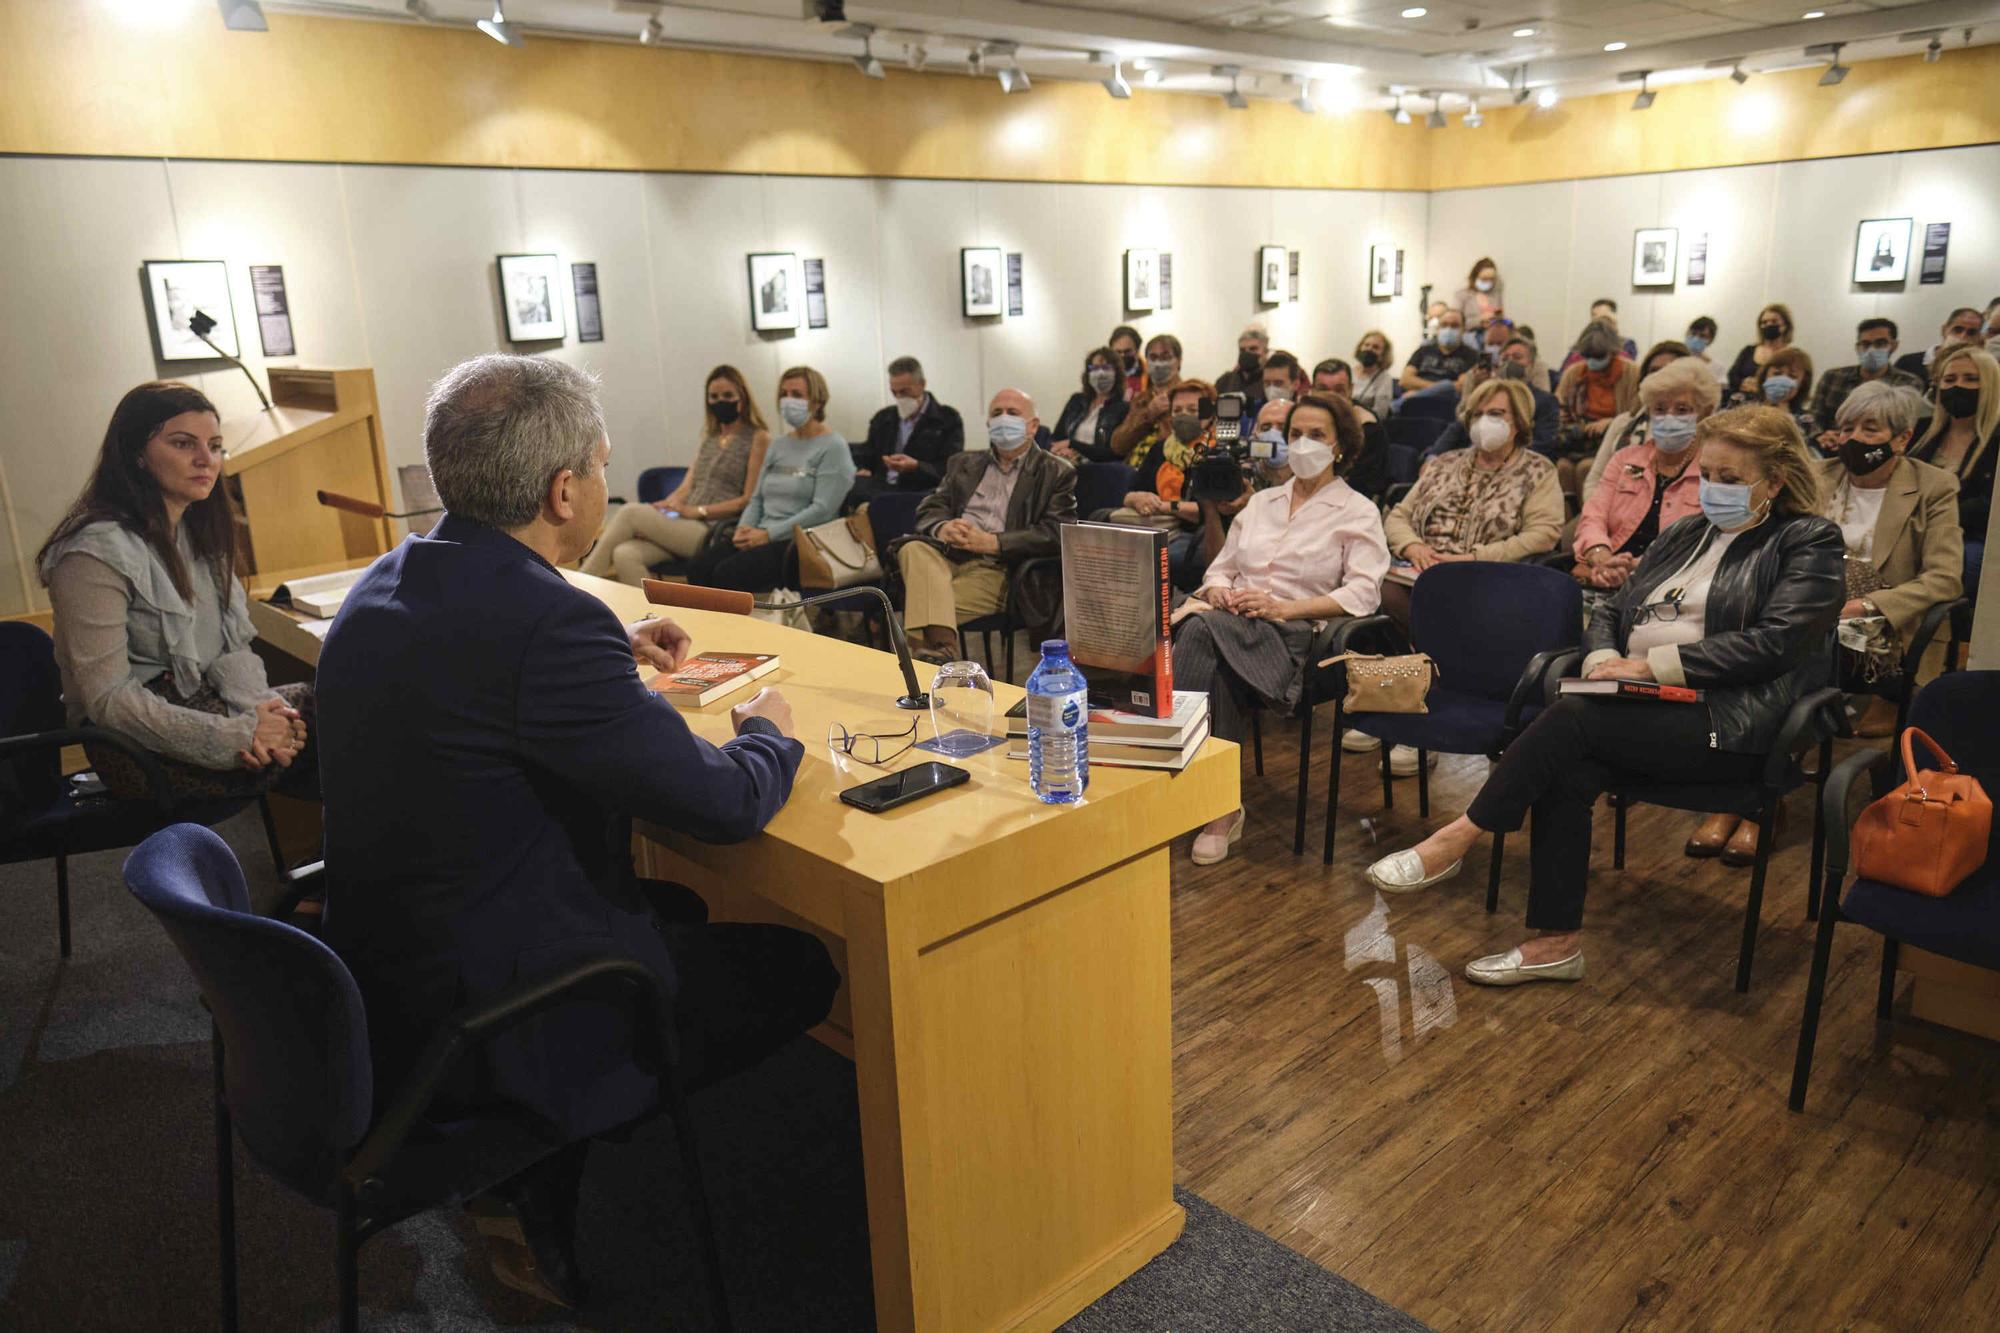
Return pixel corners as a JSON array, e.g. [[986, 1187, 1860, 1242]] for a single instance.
[[253, 566, 1239, 1332]]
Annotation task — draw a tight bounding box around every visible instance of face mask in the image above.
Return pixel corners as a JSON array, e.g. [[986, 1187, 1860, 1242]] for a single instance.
[[1237, 349, 1261, 375], [1263, 383, 1294, 404], [1760, 322, 1784, 342], [1649, 414, 1696, 454], [1858, 347, 1891, 374], [1254, 429, 1288, 467], [1475, 277, 1494, 293], [1287, 436, 1333, 479], [1118, 351, 1138, 373], [1470, 415, 1513, 452], [987, 414, 1029, 451], [1357, 348, 1381, 369], [1500, 360, 1529, 381], [1147, 358, 1176, 386], [1170, 413, 1203, 444], [778, 397, 811, 429], [709, 399, 740, 426], [1585, 354, 1610, 372], [1762, 375, 1798, 404], [894, 393, 923, 420], [1939, 385, 1980, 419], [1437, 327, 1462, 351], [1087, 367, 1118, 395], [1700, 477, 1766, 530], [1686, 334, 1710, 356], [1839, 436, 1894, 475]]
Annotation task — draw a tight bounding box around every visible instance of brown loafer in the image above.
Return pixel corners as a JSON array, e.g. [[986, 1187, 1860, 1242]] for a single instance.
[[1685, 813, 1740, 858], [1720, 810, 1783, 868]]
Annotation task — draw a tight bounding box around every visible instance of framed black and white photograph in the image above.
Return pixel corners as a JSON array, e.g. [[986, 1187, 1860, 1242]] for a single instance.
[[497, 253, 564, 341], [1258, 245, 1286, 305], [1854, 217, 1912, 284], [1368, 244, 1395, 300], [746, 252, 801, 333], [142, 259, 239, 361], [1124, 248, 1159, 313], [1632, 228, 1678, 288], [961, 246, 1003, 318]]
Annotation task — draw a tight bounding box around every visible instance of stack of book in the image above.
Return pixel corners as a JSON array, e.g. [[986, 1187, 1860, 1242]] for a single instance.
[[1004, 690, 1210, 771]]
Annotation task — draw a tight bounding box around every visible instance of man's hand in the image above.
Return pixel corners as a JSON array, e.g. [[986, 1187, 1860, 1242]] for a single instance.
[[1586, 656, 1654, 682], [734, 526, 771, 549], [957, 527, 999, 555], [730, 687, 794, 739], [628, 615, 692, 672], [884, 453, 919, 474]]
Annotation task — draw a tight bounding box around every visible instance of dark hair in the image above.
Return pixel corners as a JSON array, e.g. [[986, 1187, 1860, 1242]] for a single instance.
[[1263, 350, 1303, 382], [1514, 324, 1536, 343], [1591, 297, 1618, 313], [704, 364, 767, 434], [886, 355, 925, 382], [1687, 316, 1718, 339], [1312, 357, 1351, 382], [39, 382, 235, 602], [1857, 317, 1897, 341], [1467, 256, 1498, 286], [1109, 324, 1142, 351], [1080, 345, 1120, 396], [1761, 345, 1816, 405], [1640, 340, 1691, 376], [1285, 394, 1362, 475], [1946, 307, 1982, 327], [1144, 332, 1183, 361]]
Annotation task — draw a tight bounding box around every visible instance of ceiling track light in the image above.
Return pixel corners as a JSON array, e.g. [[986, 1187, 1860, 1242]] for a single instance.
[[1730, 63, 1749, 84], [990, 44, 1028, 94], [404, 0, 434, 19], [906, 42, 927, 71], [477, 1, 520, 47], [1632, 72, 1655, 110], [1463, 99, 1483, 129], [1535, 86, 1559, 109], [1214, 65, 1247, 110], [638, 15, 664, 45], [847, 24, 884, 79], [1424, 94, 1446, 130], [1390, 94, 1411, 125], [1094, 51, 1132, 98], [217, 0, 267, 31], [1925, 36, 1943, 62], [1292, 76, 1315, 114], [1818, 42, 1848, 85]]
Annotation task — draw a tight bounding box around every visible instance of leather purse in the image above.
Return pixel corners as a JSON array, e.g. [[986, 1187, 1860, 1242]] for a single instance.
[[796, 509, 882, 590], [1851, 726, 1992, 897], [1318, 652, 1439, 714]]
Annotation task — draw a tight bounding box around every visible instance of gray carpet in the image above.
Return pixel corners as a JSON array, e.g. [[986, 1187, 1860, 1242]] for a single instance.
[[0, 809, 1423, 1331]]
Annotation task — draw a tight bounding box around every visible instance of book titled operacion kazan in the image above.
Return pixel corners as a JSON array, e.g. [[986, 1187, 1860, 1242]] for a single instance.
[[1058, 521, 1173, 718], [646, 652, 780, 708], [1557, 677, 1703, 704]]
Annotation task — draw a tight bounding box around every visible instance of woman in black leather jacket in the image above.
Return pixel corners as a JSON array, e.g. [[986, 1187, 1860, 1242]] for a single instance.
[[1050, 346, 1132, 463], [1360, 405, 1843, 986]]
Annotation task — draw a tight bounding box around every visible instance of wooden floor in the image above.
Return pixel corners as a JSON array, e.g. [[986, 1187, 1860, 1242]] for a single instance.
[[1166, 725, 2000, 1332]]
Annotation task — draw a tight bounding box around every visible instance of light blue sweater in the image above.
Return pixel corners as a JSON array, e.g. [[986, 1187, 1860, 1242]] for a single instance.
[[741, 431, 855, 540]]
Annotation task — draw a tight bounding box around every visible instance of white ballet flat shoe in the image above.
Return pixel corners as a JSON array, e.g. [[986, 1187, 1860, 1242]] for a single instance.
[[1388, 745, 1436, 777], [1192, 809, 1245, 866], [1342, 729, 1382, 753], [1464, 947, 1586, 987], [1364, 848, 1463, 894]]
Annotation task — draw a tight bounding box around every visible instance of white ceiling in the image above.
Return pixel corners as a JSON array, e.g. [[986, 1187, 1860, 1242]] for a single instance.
[[265, 0, 2000, 106]]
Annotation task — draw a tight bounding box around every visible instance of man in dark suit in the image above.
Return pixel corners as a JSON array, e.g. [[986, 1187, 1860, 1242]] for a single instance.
[[317, 354, 836, 1308], [848, 354, 964, 506]]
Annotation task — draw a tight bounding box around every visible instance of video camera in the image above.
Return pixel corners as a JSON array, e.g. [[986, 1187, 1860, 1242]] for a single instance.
[[1184, 391, 1281, 503]]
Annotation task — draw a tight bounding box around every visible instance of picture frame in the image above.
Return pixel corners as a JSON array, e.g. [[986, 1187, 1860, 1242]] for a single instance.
[[1853, 218, 1912, 284], [746, 251, 802, 333], [496, 253, 565, 342], [142, 259, 240, 361], [1367, 244, 1395, 300], [961, 246, 1003, 318], [1124, 248, 1159, 313], [1632, 228, 1678, 288], [1258, 245, 1286, 305]]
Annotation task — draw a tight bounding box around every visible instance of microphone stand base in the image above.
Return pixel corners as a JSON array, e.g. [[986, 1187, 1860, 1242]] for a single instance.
[[896, 694, 931, 711]]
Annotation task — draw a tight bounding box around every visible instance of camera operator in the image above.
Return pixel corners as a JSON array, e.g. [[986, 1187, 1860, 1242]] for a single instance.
[[1169, 396, 1296, 591]]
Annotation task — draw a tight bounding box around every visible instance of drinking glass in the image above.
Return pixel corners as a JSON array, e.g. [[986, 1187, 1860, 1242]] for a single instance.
[[928, 660, 996, 757]]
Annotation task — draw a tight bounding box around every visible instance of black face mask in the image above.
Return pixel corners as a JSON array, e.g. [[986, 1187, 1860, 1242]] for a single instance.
[[1839, 437, 1894, 475], [1357, 349, 1380, 369], [1939, 385, 1980, 420], [709, 399, 741, 425], [1237, 349, 1261, 375], [1118, 351, 1138, 373], [1759, 322, 1784, 342]]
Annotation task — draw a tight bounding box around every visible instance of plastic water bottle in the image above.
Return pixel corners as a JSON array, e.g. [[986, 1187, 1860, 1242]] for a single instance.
[[1026, 639, 1089, 805]]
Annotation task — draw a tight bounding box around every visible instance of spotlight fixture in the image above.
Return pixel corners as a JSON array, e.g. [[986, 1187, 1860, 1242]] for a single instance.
[[1731, 64, 1750, 84], [217, 0, 267, 31], [1536, 86, 1559, 109], [1803, 9, 1825, 17], [1401, 6, 1428, 16], [1214, 65, 1247, 110], [1463, 99, 1483, 129], [1632, 73, 1655, 110], [1390, 94, 1411, 125], [1925, 36, 1942, 62], [967, 46, 984, 76], [1425, 97, 1446, 130], [1142, 66, 1163, 86], [404, 0, 434, 19], [847, 25, 884, 79], [907, 42, 928, 72], [476, 0, 520, 46], [1293, 76, 1316, 114], [1513, 27, 1536, 38], [999, 66, 1030, 93], [1094, 52, 1132, 98], [1603, 41, 1627, 52], [1819, 43, 1848, 85], [808, 1, 847, 20], [638, 15, 664, 45]]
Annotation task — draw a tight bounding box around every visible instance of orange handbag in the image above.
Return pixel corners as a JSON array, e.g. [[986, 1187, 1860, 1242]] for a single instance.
[[1851, 727, 1992, 897]]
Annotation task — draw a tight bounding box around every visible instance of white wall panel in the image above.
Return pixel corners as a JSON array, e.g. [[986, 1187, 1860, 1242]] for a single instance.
[[1424, 180, 1574, 365]]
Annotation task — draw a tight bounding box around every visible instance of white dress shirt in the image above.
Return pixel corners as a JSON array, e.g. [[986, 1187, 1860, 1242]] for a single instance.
[[1202, 476, 1391, 617]]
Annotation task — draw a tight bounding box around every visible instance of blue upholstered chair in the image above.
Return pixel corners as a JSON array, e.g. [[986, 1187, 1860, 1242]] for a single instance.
[[1073, 462, 1138, 522], [1392, 391, 1459, 423], [123, 824, 731, 1332], [1790, 671, 2000, 1112], [635, 465, 687, 505], [1310, 563, 1581, 909], [1384, 414, 1448, 455]]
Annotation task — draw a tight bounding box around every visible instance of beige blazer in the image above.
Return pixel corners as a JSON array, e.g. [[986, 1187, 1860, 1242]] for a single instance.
[[1817, 455, 1963, 642]]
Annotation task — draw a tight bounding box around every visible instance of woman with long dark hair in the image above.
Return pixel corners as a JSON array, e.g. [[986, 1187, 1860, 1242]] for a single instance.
[[37, 381, 312, 797]]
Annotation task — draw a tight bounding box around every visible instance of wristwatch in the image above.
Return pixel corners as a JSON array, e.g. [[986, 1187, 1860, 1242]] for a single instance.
[[1858, 598, 1879, 616], [697, 504, 707, 520]]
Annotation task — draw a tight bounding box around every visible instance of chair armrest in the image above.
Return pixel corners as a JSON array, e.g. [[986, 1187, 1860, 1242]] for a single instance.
[[1761, 687, 1850, 788], [1506, 646, 1580, 732], [1303, 614, 1402, 709], [1900, 596, 1970, 678], [1003, 556, 1059, 616], [1820, 745, 1896, 891], [0, 725, 179, 817], [344, 956, 672, 1186], [1538, 650, 1585, 705], [1381, 482, 1412, 510]]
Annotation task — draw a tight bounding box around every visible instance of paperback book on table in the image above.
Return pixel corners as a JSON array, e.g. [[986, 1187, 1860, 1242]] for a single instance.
[[1005, 718, 1211, 772], [1058, 521, 1174, 718], [646, 652, 780, 708]]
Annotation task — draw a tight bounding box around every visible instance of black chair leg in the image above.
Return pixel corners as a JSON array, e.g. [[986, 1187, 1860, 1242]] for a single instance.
[[213, 1024, 239, 1333], [1005, 631, 1016, 685], [1416, 750, 1431, 818], [665, 1085, 735, 1333], [1486, 832, 1504, 913], [1612, 797, 1627, 871], [257, 795, 290, 878], [1251, 711, 1264, 778], [1736, 795, 1778, 993], [1789, 872, 1844, 1113], [336, 1185, 359, 1333], [55, 850, 72, 959], [1877, 938, 1900, 1019], [1379, 743, 1394, 811], [1322, 708, 1342, 865], [1807, 739, 1830, 923], [1294, 706, 1315, 855]]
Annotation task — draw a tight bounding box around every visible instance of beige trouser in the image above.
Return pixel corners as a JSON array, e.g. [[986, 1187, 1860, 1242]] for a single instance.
[[582, 503, 713, 585], [899, 541, 1008, 634]]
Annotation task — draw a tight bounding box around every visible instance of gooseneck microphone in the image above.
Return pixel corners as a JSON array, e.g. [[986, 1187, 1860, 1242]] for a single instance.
[[188, 309, 273, 412], [315, 490, 445, 522]]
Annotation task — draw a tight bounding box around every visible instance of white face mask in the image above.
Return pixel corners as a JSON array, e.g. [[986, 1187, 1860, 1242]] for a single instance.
[[1470, 414, 1514, 452], [1287, 436, 1334, 479], [894, 393, 923, 420]]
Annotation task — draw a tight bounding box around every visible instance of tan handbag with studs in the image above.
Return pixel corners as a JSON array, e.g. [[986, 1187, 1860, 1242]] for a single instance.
[[1317, 652, 1440, 714]]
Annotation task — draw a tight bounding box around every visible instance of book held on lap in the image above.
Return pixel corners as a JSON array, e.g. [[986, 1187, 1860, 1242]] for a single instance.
[[646, 652, 780, 707], [1557, 677, 1702, 703]]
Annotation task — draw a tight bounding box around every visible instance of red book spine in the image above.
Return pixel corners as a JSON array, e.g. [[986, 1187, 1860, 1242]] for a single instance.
[[1152, 540, 1174, 718], [1652, 683, 1699, 704]]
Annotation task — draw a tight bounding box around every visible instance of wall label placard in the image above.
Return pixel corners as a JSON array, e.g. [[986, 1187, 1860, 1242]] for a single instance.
[[249, 264, 295, 357], [1686, 234, 1708, 286], [1006, 253, 1024, 318], [1158, 252, 1173, 311], [804, 258, 828, 328], [1920, 223, 1950, 285], [571, 262, 602, 342]]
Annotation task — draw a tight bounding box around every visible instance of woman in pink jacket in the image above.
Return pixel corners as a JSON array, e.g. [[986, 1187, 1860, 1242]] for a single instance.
[[1572, 356, 1720, 598]]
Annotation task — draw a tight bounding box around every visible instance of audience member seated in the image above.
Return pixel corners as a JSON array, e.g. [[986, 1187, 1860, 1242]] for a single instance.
[[1452, 256, 1504, 328], [1215, 321, 1269, 397], [1365, 405, 1842, 984], [1578, 341, 1692, 495], [1727, 303, 1798, 402], [1399, 309, 1479, 395], [1684, 315, 1727, 387], [689, 366, 854, 593], [38, 381, 312, 801], [1985, 296, 2000, 345], [1312, 358, 1388, 500], [1109, 333, 1184, 460], [896, 389, 1076, 665], [1755, 346, 1818, 442], [1560, 300, 1638, 366], [1553, 319, 1639, 495], [1432, 336, 1559, 458], [1893, 306, 1985, 381], [582, 364, 768, 584], [1572, 357, 1716, 613], [1810, 318, 1926, 439], [1050, 346, 1130, 463], [1258, 350, 1307, 407], [1177, 394, 1389, 865], [849, 355, 962, 506], [1173, 398, 1295, 593], [1350, 329, 1396, 418], [1108, 378, 1212, 542], [1910, 345, 1999, 591], [1815, 382, 1963, 739], [1109, 324, 1145, 399], [317, 353, 837, 1308]]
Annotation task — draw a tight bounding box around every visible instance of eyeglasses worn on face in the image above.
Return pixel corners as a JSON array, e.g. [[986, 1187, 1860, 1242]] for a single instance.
[[828, 719, 918, 766]]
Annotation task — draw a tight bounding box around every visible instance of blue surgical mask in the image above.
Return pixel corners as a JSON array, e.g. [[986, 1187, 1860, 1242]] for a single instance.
[[1585, 354, 1611, 372], [987, 414, 1029, 450], [778, 397, 811, 429], [1437, 327, 1462, 350], [1762, 374, 1798, 403], [1858, 346, 1891, 374], [1699, 477, 1763, 530], [1649, 414, 1696, 454], [1686, 334, 1710, 356], [1254, 428, 1288, 467], [1475, 277, 1494, 293]]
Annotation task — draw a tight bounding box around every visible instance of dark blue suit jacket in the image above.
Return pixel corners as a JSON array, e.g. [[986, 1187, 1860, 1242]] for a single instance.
[[317, 515, 802, 1138]]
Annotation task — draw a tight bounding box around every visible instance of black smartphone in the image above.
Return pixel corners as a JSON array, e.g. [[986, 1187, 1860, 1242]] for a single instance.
[[839, 761, 972, 814]]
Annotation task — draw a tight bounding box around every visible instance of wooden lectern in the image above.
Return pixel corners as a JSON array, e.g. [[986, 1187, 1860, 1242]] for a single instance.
[[222, 368, 394, 576]]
